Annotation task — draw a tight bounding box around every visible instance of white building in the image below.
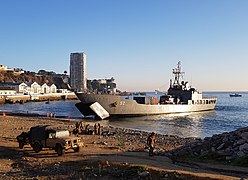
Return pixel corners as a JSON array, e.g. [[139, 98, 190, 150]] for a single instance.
[[19, 82, 28, 93], [50, 84, 57, 93], [70, 52, 87, 92], [41, 83, 50, 94], [0, 82, 57, 95], [0, 82, 26, 93], [0, 65, 8, 71], [0, 87, 16, 95], [29, 82, 41, 94]]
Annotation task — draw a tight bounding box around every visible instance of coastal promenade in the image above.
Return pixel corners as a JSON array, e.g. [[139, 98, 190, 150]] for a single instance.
[[0, 92, 77, 104]]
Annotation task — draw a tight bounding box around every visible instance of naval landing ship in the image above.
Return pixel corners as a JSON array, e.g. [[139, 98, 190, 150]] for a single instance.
[[75, 62, 217, 119]]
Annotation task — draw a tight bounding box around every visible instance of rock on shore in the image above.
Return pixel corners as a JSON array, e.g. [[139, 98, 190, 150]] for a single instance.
[[173, 126, 248, 163], [105, 126, 199, 153]]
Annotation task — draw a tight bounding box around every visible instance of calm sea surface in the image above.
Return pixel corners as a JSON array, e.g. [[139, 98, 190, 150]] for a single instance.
[[1, 92, 248, 138]]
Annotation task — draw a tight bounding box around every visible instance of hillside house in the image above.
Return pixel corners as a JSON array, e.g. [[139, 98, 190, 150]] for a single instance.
[[0, 65, 8, 71]]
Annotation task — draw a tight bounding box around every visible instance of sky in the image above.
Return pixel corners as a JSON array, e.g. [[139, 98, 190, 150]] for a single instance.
[[0, 0, 248, 92]]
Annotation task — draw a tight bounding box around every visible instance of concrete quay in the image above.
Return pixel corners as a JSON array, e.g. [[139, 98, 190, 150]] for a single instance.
[[0, 92, 78, 104]]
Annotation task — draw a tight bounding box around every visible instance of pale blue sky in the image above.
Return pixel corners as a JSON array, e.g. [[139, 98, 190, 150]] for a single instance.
[[0, 0, 248, 91]]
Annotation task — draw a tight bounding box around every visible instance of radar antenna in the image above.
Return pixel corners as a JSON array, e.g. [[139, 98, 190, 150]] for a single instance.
[[172, 61, 184, 87]]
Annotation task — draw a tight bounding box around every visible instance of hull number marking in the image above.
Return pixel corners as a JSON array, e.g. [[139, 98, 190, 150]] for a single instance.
[[120, 101, 125, 106]]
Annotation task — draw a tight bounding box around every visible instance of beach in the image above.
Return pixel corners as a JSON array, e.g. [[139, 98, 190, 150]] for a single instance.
[[0, 115, 247, 179]]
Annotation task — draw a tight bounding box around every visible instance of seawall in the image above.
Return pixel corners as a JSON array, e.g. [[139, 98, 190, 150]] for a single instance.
[[1, 92, 78, 104]]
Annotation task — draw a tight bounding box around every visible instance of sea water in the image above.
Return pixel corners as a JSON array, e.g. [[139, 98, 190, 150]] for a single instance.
[[1, 92, 248, 138]]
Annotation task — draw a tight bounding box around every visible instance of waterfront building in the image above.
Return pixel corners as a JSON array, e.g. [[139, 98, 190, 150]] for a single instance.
[[19, 83, 28, 93], [90, 77, 117, 94], [0, 87, 16, 95], [70, 52, 87, 92], [50, 84, 57, 93], [0, 82, 57, 95], [26, 82, 41, 94], [0, 82, 26, 93], [41, 83, 50, 94]]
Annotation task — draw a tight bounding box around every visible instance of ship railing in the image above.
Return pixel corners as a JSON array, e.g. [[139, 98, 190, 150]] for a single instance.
[[202, 96, 217, 100]]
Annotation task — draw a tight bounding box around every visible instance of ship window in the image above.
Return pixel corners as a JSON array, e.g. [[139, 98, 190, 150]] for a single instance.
[[192, 100, 194, 104], [206, 100, 209, 104]]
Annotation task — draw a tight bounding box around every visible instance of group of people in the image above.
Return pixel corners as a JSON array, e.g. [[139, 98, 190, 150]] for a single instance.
[[48, 112, 56, 118], [72, 120, 156, 156], [73, 121, 102, 135], [73, 121, 86, 135]]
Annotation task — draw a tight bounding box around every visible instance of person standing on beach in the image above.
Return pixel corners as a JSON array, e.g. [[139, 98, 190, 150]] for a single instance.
[[146, 132, 156, 156], [49, 112, 52, 119], [2, 112, 6, 119], [94, 123, 98, 135], [97, 123, 101, 135]]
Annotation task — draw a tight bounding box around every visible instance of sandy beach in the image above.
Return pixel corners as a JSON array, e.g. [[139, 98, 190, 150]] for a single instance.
[[0, 114, 247, 179]]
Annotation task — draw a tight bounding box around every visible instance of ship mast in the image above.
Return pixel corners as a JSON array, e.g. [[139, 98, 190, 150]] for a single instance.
[[171, 61, 184, 88]]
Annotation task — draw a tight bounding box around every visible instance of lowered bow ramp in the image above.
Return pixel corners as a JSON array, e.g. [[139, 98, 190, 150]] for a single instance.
[[90, 102, 110, 119]]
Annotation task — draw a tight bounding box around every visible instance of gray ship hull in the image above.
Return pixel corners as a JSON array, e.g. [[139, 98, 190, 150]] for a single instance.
[[75, 92, 216, 117]]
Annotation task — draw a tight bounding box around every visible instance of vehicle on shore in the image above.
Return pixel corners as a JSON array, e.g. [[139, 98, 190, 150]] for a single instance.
[[17, 125, 83, 156], [16, 131, 30, 149], [75, 62, 217, 119]]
